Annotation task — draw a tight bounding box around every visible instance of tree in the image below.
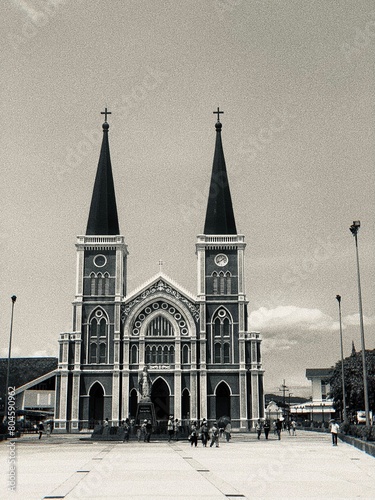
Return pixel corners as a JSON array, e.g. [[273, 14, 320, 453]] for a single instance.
[[330, 349, 375, 417]]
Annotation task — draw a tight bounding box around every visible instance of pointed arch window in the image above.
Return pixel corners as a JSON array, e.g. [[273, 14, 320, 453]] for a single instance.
[[211, 308, 232, 364], [90, 273, 96, 295], [182, 345, 190, 364], [219, 271, 225, 294], [163, 346, 169, 364], [104, 272, 110, 295], [170, 346, 175, 364], [131, 345, 139, 364], [89, 312, 108, 364], [146, 345, 151, 364], [226, 272, 232, 295], [97, 273, 103, 295], [212, 271, 218, 294]]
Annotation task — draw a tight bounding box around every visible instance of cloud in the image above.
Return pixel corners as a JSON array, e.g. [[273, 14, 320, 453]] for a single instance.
[[343, 313, 375, 327], [249, 306, 338, 335]]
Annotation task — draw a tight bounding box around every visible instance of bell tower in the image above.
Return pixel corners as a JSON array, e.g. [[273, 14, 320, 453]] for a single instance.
[[197, 110, 263, 429], [55, 110, 128, 432]]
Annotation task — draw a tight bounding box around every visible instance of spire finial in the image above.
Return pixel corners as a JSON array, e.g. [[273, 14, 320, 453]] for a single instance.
[[101, 107, 111, 126], [213, 107, 224, 123]]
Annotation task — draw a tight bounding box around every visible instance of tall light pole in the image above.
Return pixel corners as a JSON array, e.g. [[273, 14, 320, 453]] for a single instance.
[[336, 295, 347, 423], [349, 221, 370, 426], [4, 295, 17, 423]]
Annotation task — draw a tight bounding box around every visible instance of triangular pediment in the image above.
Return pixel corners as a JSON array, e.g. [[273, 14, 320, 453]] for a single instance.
[[122, 272, 199, 323]]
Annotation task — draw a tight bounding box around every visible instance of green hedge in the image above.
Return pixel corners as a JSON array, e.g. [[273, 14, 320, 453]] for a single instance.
[[340, 423, 375, 441]]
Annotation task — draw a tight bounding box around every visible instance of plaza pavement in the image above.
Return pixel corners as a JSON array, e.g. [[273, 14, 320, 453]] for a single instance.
[[1, 430, 374, 500]]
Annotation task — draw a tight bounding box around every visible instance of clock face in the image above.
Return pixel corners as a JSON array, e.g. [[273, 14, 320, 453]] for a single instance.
[[93, 254, 107, 267], [214, 253, 228, 267]]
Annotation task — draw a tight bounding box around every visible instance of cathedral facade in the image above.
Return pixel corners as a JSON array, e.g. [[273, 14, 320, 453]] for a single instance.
[[54, 112, 264, 432]]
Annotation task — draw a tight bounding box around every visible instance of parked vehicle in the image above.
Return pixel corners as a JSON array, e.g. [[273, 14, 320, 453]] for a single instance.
[[356, 410, 373, 424]]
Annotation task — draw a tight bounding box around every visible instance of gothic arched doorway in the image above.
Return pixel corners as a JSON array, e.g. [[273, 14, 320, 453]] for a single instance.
[[89, 382, 104, 426], [129, 389, 138, 419], [182, 388, 190, 419], [215, 382, 231, 419], [151, 378, 170, 420]]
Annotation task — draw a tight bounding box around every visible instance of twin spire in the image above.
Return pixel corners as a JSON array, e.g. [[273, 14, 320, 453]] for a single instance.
[[86, 108, 237, 236], [86, 109, 120, 235]]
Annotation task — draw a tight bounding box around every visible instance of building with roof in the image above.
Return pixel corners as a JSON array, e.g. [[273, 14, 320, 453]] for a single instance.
[[0, 357, 57, 420], [290, 368, 336, 423], [54, 111, 264, 433]]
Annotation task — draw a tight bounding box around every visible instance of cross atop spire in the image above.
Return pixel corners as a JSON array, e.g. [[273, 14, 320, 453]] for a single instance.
[[158, 260, 164, 272], [213, 107, 224, 122], [101, 107, 111, 123]]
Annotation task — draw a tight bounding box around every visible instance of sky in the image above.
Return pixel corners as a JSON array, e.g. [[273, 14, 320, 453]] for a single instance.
[[1, 0, 374, 396]]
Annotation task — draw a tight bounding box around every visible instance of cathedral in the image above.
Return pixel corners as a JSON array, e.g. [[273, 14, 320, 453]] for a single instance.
[[54, 110, 264, 432]]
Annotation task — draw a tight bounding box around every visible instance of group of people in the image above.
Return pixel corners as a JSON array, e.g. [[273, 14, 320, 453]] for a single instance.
[[188, 419, 231, 448], [255, 418, 297, 440], [167, 416, 181, 442]]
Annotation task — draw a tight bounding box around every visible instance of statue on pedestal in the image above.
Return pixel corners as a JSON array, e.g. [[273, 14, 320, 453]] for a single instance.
[[139, 366, 152, 402]]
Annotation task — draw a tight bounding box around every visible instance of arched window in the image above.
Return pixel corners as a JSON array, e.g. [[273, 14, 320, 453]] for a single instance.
[[212, 271, 218, 294], [90, 273, 96, 295], [214, 318, 221, 337], [219, 272, 225, 294], [226, 272, 232, 295], [97, 273, 103, 295], [170, 346, 175, 364], [152, 346, 157, 363], [131, 345, 138, 364], [98, 318, 106, 337], [212, 309, 232, 364], [145, 345, 151, 364], [104, 272, 110, 295], [157, 346, 163, 364], [182, 345, 190, 364], [99, 343, 106, 363], [163, 346, 169, 364]]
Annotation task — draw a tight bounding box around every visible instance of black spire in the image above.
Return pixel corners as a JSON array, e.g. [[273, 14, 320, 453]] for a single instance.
[[203, 111, 237, 234], [86, 115, 120, 235]]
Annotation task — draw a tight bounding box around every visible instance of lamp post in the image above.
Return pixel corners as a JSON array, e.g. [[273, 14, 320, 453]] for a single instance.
[[349, 221, 370, 426], [4, 295, 17, 423], [336, 295, 347, 423]]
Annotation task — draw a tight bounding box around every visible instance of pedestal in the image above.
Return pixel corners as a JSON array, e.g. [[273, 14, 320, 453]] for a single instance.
[[135, 400, 156, 426]]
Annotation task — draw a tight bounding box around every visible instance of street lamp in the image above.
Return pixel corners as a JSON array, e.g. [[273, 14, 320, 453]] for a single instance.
[[349, 220, 370, 426], [288, 392, 293, 421], [4, 295, 17, 423], [336, 295, 347, 423]]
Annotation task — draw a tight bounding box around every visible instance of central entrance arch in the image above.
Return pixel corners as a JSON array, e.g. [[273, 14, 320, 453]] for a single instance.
[[215, 382, 231, 419], [151, 378, 170, 420], [89, 382, 104, 426]]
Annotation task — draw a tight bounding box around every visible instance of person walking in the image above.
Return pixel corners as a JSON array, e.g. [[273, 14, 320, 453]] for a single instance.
[[190, 421, 198, 447], [330, 419, 339, 446], [174, 418, 180, 441], [263, 419, 270, 440], [200, 419, 209, 447], [209, 422, 219, 448], [255, 419, 262, 440], [275, 418, 283, 440], [167, 415, 174, 442], [46, 422, 51, 438], [145, 419, 152, 442], [224, 422, 231, 442], [38, 421, 44, 440], [291, 419, 297, 436]]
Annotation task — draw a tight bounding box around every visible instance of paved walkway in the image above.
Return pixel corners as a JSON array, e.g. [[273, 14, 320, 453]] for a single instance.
[[1, 430, 374, 499]]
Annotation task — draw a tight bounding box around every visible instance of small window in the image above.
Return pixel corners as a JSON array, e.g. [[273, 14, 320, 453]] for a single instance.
[[214, 343, 221, 363], [99, 343, 106, 363]]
